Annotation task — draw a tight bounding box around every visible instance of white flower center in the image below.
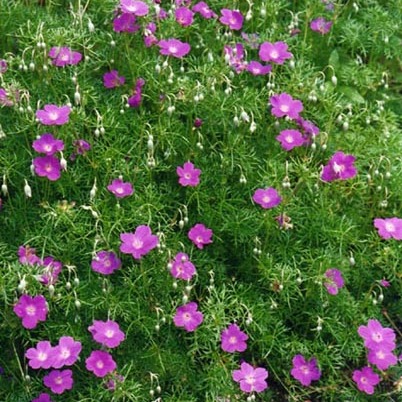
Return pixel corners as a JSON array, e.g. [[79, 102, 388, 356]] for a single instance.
[[279, 104, 289, 112], [48, 112, 59, 121], [105, 329, 115, 338], [285, 135, 294, 143], [262, 195, 271, 203], [26, 305, 36, 316], [270, 50, 279, 59], [132, 238, 143, 249], [385, 222, 395, 232], [332, 162, 345, 174], [169, 46, 178, 54]]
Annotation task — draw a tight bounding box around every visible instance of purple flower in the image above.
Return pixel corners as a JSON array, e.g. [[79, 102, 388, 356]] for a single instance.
[[32, 133, 64, 155], [88, 319, 125, 348], [221, 323, 248, 353], [120, 0, 149, 16], [232, 362, 268, 393], [18, 245, 40, 265], [169, 252, 196, 280], [367, 346, 398, 371], [270, 93, 303, 120], [252, 188, 282, 209], [91, 251, 121, 275], [276, 129, 305, 151], [48, 47, 82, 67], [72, 139, 91, 155], [357, 319, 396, 351], [173, 302, 204, 332], [158, 39, 191, 58], [120, 225, 159, 259], [36, 104, 71, 126], [297, 117, 320, 141], [177, 161, 201, 187], [32, 393, 53, 402], [0, 88, 14, 106], [175, 7, 194, 26], [373, 217, 402, 240], [25, 341, 55, 369], [310, 17, 333, 35], [43, 369, 73, 394], [290, 354, 321, 386], [224, 43, 247, 73], [33, 155, 62, 181], [113, 13, 140, 33], [259, 41, 293, 64], [352, 367, 380, 395], [13, 294, 48, 329], [324, 268, 344, 295], [128, 78, 145, 108], [0, 59, 7, 74], [52, 336, 82, 368], [107, 178, 134, 198], [192, 2, 217, 19], [38, 256, 63, 285], [85, 350, 117, 377], [103, 70, 126, 88], [380, 278, 390, 287], [188, 223, 213, 249], [219, 9, 243, 30], [246, 61, 272, 76], [321, 151, 357, 182]]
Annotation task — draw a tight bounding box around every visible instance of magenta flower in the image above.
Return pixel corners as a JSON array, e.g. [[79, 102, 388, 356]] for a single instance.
[[120, 225, 159, 259], [177, 161, 201, 187], [13, 294, 48, 329], [120, 0, 149, 16], [169, 252, 196, 280], [246, 61, 272, 76], [18, 245, 40, 265], [32, 393, 52, 402], [72, 139, 91, 157], [173, 302, 204, 332], [357, 319, 396, 351], [290, 354, 321, 386], [158, 39, 191, 58], [373, 217, 402, 240], [219, 9, 243, 30], [321, 151, 357, 182], [224, 43, 247, 74], [107, 178, 134, 198], [259, 41, 293, 65], [253, 187, 282, 209], [48, 47, 82, 67], [52, 336, 82, 368], [232, 362, 268, 393], [188, 223, 213, 249], [103, 70, 126, 88], [91, 251, 121, 275], [175, 7, 194, 26], [221, 323, 248, 353], [297, 117, 320, 139], [25, 341, 55, 369], [113, 13, 140, 33], [368, 346, 398, 371], [324, 268, 344, 295], [128, 78, 145, 108], [192, 2, 216, 19], [88, 319, 125, 348], [310, 17, 333, 35], [270, 93, 303, 120], [43, 369, 73, 394], [0, 88, 15, 106], [0, 59, 7, 74], [32, 133, 64, 155], [85, 350, 117, 377], [33, 155, 62, 181], [276, 129, 305, 151], [352, 367, 380, 395], [38, 256, 63, 286], [36, 104, 71, 126]]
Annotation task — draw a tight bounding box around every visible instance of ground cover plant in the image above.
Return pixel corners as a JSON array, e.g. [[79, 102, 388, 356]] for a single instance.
[[0, 0, 401, 401]]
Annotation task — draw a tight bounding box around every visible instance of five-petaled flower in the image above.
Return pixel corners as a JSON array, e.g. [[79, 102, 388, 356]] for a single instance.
[[323, 268, 344, 295], [85, 350, 117, 378], [290, 354, 321, 386], [158, 39, 191, 58], [32, 133, 64, 155], [310, 17, 333, 35], [321, 151, 357, 182], [25, 340, 55, 369], [188, 223, 213, 249], [107, 178, 134, 198], [232, 362, 268, 393], [33, 155, 62, 181], [253, 187, 282, 209], [373, 217, 402, 240], [219, 9, 243, 30], [221, 323, 248, 353], [177, 162, 201, 187], [43, 369, 74, 394], [48, 47, 82, 67], [270, 93, 303, 120], [103, 70, 126, 88], [169, 252, 196, 280], [52, 336, 82, 368], [357, 319, 396, 351], [120, 0, 149, 16], [13, 294, 48, 329], [120, 225, 159, 259], [36, 104, 71, 126], [352, 366, 380, 395], [173, 302, 204, 332], [276, 129, 305, 151], [259, 41, 293, 64], [88, 319, 126, 348], [91, 251, 121, 275]]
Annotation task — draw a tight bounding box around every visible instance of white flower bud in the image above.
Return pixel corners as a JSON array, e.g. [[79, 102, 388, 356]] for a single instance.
[[260, 8, 266, 17], [322, 144, 327, 150], [246, 10, 252, 21], [385, 172, 391, 179], [155, 64, 161, 73], [249, 121, 257, 132], [331, 75, 338, 86], [66, 281, 72, 290], [349, 256, 356, 266], [198, 93, 204, 101], [88, 20, 95, 32], [167, 106, 175, 115], [75, 300, 81, 308], [316, 325, 322, 331], [162, 60, 169, 69], [94, 128, 100, 137], [154, 324, 160, 332], [224, 87, 232, 95], [179, 220, 185, 229], [24, 180, 32, 198], [48, 284, 55, 297], [74, 277, 79, 286], [296, 277, 302, 284], [378, 294, 384, 302], [156, 385, 161, 393], [342, 122, 349, 131], [207, 52, 214, 62], [60, 154, 67, 170], [185, 285, 192, 293], [240, 111, 250, 122], [110, 40, 116, 47], [233, 116, 240, 126], [18, 277, 27, 292], [172, 281, 178, 289], [1, 182, 8, 196], [150, 390, 155, 397], [182, 294, 188, 304], [29, 62, 35, 71], [90, 182, 97, 201], [74, 91, 81, 105], [288, 60, 295, 69], [311, 142, 317, 151]]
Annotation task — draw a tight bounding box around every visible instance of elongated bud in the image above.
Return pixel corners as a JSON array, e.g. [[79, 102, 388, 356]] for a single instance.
[[74, 91, 81, 105], [1, 176, 7, 196], [90, 180, 97, 201], [60, 153, 67, 170], [88, 19, 95, 32], [24, 180, 32, 198]]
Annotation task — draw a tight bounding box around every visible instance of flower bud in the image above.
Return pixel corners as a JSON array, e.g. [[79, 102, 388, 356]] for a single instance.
[[24, 180, 32, 198], [1, 182, 8, 196], [331, 75, 338, 86], [48, 284, 55, 297], [74, 91, 81, 105], [74, 277, 80, 286], [88, 20, 95, 32], [182, 294, 188, 304]]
